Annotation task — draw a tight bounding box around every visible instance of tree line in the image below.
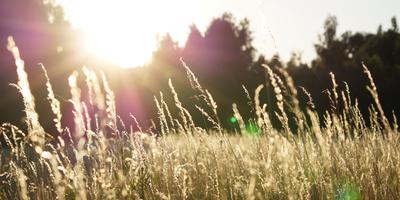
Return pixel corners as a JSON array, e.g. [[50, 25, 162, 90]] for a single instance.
[[0, 0, 399, 135], [141, 13, 400, 131]]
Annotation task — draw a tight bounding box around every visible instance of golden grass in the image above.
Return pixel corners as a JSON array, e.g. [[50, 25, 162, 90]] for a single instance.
[[0, 37, 399, 200]]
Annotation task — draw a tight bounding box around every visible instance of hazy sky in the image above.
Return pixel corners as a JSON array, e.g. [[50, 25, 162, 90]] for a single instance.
[[59, 0, 400, 67], [196, 0, 400, 62]]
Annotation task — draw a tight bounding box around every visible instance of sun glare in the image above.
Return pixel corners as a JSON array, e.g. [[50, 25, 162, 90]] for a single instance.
[[58, 0, 197, 68]]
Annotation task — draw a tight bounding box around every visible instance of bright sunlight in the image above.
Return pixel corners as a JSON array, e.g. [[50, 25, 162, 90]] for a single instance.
[[58, 0, 202, 68]]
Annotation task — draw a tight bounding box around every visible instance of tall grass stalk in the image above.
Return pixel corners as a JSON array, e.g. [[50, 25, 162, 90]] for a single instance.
[[7, 36, 45, 150]]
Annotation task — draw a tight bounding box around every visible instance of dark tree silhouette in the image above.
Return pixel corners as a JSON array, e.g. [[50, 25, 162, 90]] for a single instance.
[[183, 13, 259, 127], [0, 0, 89, 138], [183, 25, 204, 66], [288, 16, 400, 124], [1, 1, 400, 135]]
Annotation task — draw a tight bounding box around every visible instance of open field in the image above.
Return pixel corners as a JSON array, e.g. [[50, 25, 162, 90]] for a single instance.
[[0, 38, 399, 200]]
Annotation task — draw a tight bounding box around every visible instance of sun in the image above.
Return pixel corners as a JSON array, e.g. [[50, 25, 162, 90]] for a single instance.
[[82, 20, 157, 68], [57, 0, 196, 68]]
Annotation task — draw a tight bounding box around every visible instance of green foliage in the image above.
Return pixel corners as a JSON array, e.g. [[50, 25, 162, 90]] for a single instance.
[[335, 183, 362, 200]]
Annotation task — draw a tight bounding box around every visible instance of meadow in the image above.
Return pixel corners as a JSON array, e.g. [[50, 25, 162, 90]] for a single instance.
[[0, 37, 399, 200]]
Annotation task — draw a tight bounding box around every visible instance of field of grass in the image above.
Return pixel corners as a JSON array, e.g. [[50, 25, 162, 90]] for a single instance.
[[1, 37, 399, 200]]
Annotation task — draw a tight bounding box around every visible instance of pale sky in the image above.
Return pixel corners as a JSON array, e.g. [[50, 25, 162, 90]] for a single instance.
[[58, 0, 400, 67], [224, 0, 400, 62]]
